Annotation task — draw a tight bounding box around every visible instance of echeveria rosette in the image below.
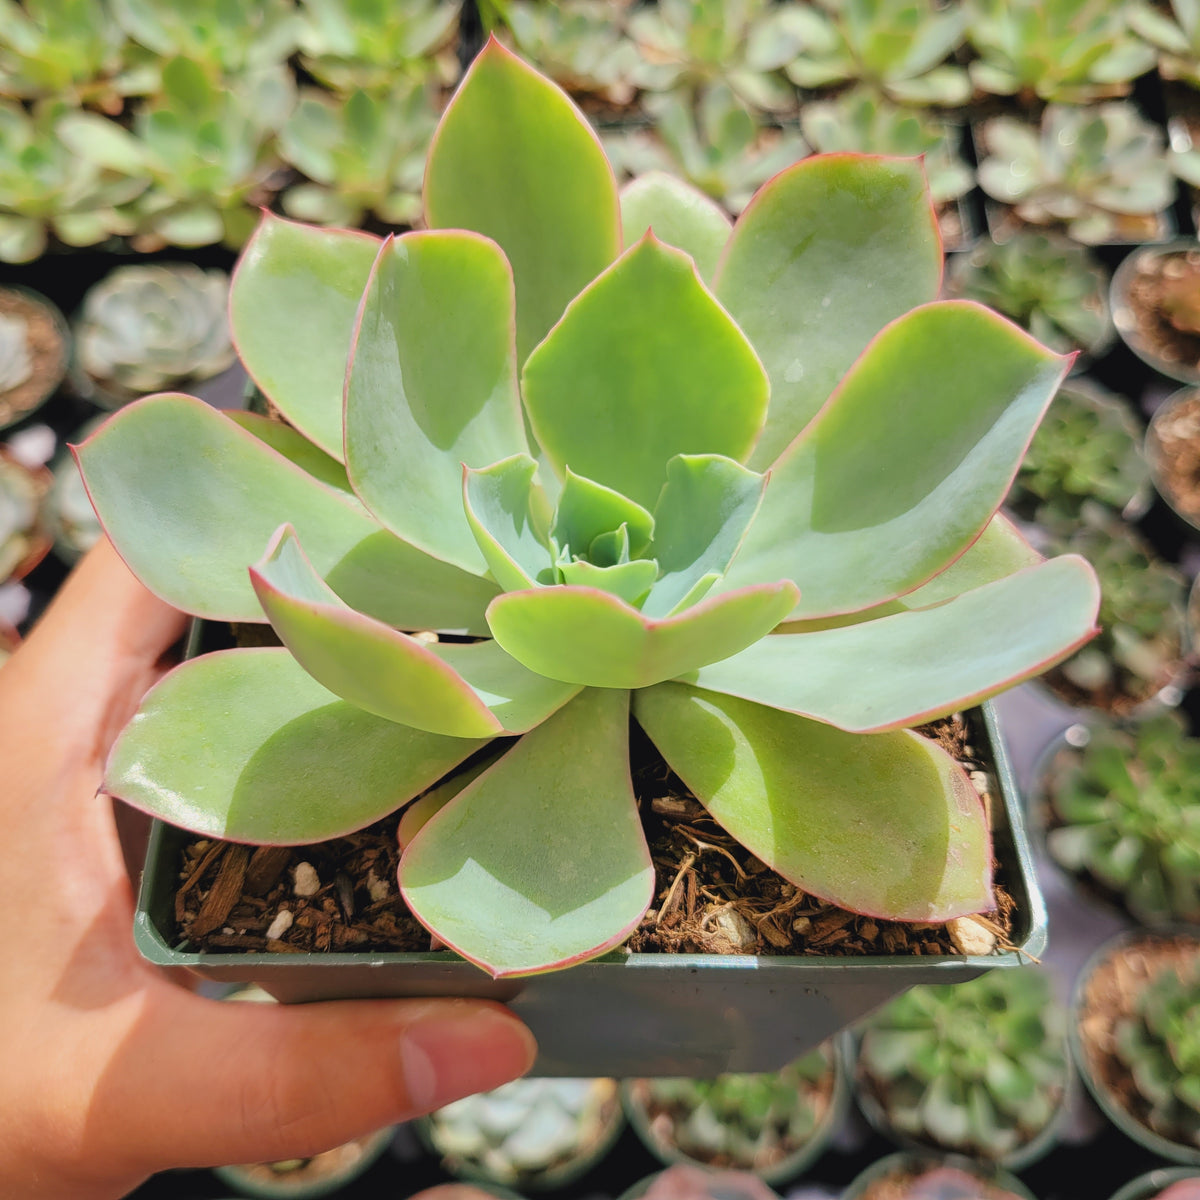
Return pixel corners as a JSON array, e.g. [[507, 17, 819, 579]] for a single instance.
[[76, 39, 1101, 980]]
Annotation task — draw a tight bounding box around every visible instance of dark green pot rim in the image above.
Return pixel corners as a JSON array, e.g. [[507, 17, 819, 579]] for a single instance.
[[1108, 1166, 1200, 1200]]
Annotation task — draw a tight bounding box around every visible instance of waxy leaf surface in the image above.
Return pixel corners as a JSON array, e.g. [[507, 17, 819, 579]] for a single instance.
[[227, 411, 356, 499], [345, 232, 526, 575], [230, 215, 379, 459], [76, 394, 497, 631], [634, 684, 992, 921], [690, 556, 1100, 732], [523, 236, 769, 510], [106, 649, 486, 843], [552, 469, 655, 561], [425, 38, 621, 361], [721, 303, 1071, 618], [714, 156, 942, 468], [401, 688, 654, 977], [620, 171, 732, 282], [487, 581, 799, 689], [463, 455, 553, 591]]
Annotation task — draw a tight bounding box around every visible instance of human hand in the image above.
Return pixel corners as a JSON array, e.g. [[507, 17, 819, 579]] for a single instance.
[[0, 538, 537, 1199]]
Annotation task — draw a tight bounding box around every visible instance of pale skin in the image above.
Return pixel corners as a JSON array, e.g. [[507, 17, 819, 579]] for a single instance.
[[0, 538, 537, 1198]]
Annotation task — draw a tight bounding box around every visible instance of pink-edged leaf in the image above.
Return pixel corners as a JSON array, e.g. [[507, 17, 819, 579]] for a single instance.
[[396, 755, 499, 851], [226, 411, 358, 500], [521, 234, 770, 510], [719, 301, 1073, 619], [689, 556, 1100, 733], [251, 526, 578, 736], [713, 154, 943, 469], [620, 170, 732, 282], [74, 394, 499, 631], [486, 580, 799, 689], [425, 37, 621, 361], [105, 648, 487, 844], [230, 212, 381, 460], [462, 455, 554, 591], [633, 683, 993, 921], [344, 230, 527, 576], [400, 687, 654, 978]]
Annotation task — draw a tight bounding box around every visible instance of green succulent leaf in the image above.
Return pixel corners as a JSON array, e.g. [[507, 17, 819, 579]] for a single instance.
[[229, 213, 381, 460], [250, 526, 576, 737], [425, 36, 621, 361], [713, 155, 942, 469], [689, 556, 1100, 733], [720, 301, 1072, 618], [643, 453, 767, 618], [557, 557, 659, 605], [462, 454, 553, 590], [105, 648, 486, 843], [487, 581, 799, 689], [522, 234, 769, 510], [633, 684, 992, 921], [553, 468, 655, 561], [620, 170, 732, 282], [227, 411, 355, 498], [401, 687, 655, 977], [345, 230, 526, 576], [75, 394, 498, 632]]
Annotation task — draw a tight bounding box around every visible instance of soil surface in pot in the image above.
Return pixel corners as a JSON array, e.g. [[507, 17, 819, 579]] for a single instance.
[[0, 289, 66, 427], [1078, 934, 1200, 1150], [1151, 390, 1200, 523], [224, 1131, 383, 1189], [856, 1164, 1026, 1200], [170, 715, 1015, 960], [1125, 249, 1200, 379]]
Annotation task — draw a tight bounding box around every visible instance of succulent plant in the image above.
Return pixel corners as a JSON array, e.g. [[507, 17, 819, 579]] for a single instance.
[[0, 314, 32, 395], [501, 0, 647, 107], [945, 235, 1111, 359], [858, 968, 1069, 1160], [780, 0, 971, 106], [280, 82, 437, 228], [426, 1078, 621, 1186], [977, 103, 1175, 245], [627, 0, 803, 115], [0, 101, 145, 263], [75, 43, 1100, 979], [74, 264, 235, 403], [640, 1164, 779, 1200], [605, 86, 809, 215], [297, 0, 460, 94], [965, 0, 1158, 103], [49, 425, 103, 563], [59, 57, 293, 249], [627, 1048, 833, 1172], [1114, 956, 1200, 1149], [1043, 519, 1187, 708], [1004, 383, 1149, 529], [0, 453, 49, 584], [890, 1164, 1029, 1200], [1130, 0, 1200, 89], [1046, 716, 1200, 924], [112, 0, 301, 83], [799, 90, 972, 206], [0, 0, 132, 111]]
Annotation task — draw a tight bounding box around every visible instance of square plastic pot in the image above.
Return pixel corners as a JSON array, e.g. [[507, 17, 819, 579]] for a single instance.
[[133, 701, 1047, 1077]]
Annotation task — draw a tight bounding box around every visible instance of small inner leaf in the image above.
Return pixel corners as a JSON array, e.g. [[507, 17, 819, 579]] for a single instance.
[[558, 558, 659, 606], [463, 454, 554, 592], [552, 468, 655, 561]]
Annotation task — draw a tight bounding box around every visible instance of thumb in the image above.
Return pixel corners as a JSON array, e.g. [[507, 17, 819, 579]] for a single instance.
[[86, 989, 537, 1176]]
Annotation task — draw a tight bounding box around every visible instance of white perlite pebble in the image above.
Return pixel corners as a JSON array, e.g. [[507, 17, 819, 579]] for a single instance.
[[292, 862, 320, 897], [366, 868, 390, 903], [948, 915, 996, 956], [266, 909, 294, 940], [713, 907, 757, 951], [412, 630, 439, 644]]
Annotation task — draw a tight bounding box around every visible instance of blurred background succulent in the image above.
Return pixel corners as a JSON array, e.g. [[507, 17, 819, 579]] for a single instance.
[[605, 86, 808, 214], [780, 0, 971, 106], [1130, 0, 1200, 89], [1042, 518, 1187, 709], [1044, 715, 1200, 924], [0, 101, 145, 263], [48, 420, 103, 564], [297, 0, 461, 94], [965, 0, 1158, 103], [0, 451, 51, 585], [627, 0, 803, 116], [424, 1078, 624, 1189], [624, 1047, 837, 1177], [1114, 955, 1200, 1150], [799, 89, 973, 218], [1005, 383, 1150, 529], [857, 968, 1069, 1162], [74, 263, 235, 406], [280, 82, 437, 228], [977, 103, 1175, 245], [0, 314, 31, 398], [498, 0, 647, 109], [945, 235, 1112, 359]]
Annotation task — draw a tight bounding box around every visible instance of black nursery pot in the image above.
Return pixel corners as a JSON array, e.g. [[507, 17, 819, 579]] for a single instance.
[[133, 703, 1047, 1078]]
